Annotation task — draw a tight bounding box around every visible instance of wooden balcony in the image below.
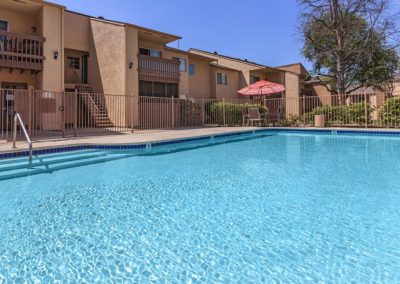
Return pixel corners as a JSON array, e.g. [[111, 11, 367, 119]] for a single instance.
[[138, 54, 180, 84], [0, 30, 45, 72]]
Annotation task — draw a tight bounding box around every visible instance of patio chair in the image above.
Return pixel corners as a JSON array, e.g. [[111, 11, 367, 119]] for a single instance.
[[267, 109, 280, 126], [242, 108, 250, 126], [247, 108, 263, 126]]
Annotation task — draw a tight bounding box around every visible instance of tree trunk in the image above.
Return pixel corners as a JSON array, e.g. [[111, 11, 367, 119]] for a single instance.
[[330, 0, 346, 101]]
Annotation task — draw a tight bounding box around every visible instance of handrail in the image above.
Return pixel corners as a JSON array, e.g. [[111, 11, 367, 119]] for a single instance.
[[0, 30, 45, 42], [12, 113, 33, 167]]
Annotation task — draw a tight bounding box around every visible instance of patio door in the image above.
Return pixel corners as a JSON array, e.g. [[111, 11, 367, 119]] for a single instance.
[[82, 55, 88, 84]]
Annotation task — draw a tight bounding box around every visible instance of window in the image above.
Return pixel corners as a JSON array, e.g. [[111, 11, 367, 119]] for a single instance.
[[139, 48, 161, 58], [217, 73, 228, 85], [153, 82, 165, 97], [166, 83, 179, 98], [189, 64, 196, 75], [173, 57, 187, 72], [250, 75, 260, 84], [139, 81, 153, 97], [67, 57, 80, 69], [0, 20, 8, 31], [0, 20, 8, 42], [139, 81, 179, 98]]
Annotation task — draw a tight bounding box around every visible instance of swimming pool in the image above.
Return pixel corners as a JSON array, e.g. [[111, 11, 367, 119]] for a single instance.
[[0, 131, 399, 282]]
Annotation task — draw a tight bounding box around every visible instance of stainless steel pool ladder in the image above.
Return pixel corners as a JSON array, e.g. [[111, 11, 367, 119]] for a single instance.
[[12, 112, 33, 167]]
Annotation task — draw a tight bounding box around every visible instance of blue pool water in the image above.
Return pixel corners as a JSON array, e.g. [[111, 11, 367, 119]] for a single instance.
[[0, 132, 400, 283]]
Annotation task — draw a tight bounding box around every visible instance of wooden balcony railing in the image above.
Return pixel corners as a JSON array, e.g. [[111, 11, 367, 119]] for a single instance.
[[0, 30, 45, 72], [138, 54, 180, 83]]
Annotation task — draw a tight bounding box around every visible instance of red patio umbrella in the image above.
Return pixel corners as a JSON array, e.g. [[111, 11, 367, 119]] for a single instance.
[[238, 80, 286, 96]]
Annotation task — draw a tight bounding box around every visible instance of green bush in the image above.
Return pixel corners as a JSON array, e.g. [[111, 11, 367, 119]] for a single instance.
[[379, 97, 400, 127], [280, 115, 303, 127], [179, 100, 202, 126], [207, 102, 268, 126], [303, 102, 372, 126]]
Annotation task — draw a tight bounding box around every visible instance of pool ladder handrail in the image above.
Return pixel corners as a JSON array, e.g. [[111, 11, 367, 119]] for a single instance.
[[12, 112, 33, 167]]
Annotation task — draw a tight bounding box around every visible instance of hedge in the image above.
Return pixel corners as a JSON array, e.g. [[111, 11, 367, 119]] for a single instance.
[[303, 102, 372, 126], [379, 97, 400, 127], [207, 102, 268, 126]]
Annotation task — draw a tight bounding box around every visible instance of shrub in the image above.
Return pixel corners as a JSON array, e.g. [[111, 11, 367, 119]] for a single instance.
[[379, 97, 400, 127], [179, 100, 202, 126], [303, 102, 372, 126], [280, 115, 303, 127], [207, 102, 268, 126]]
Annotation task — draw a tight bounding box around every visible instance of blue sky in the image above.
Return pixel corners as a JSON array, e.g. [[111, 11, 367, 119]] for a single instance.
[[52, 0, 308, 69]]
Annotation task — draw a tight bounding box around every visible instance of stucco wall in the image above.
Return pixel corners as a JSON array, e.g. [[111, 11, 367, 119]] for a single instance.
[[41, 5, 64, 92], [89, 19, 127, 126], [213, 68, 240, 100], [0, 70, 37, 88], [38, 5, 64, 130], [285, 72, 300, 116], [0, 9, 38, 35], [125, 27, 139, 127], [89, 19, 126, 95], [64, 12, 90, 52], [188, 57, 212, 99]]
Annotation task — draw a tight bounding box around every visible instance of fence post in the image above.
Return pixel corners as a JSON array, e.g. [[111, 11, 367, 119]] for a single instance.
[[131, 95, 135, 133], [222, 97, 226, 126], [61, 91, 66, 138], [28, 86, 33, 138], [73, 88, 78, 137], [364, 90, 368, 129], [171, 96, 175, 129], [201, 98, 205, 126]]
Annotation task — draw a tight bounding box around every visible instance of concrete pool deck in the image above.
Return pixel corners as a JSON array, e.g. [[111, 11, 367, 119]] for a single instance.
[[1, 126, 400, 154], [0, 127, 261, 153]]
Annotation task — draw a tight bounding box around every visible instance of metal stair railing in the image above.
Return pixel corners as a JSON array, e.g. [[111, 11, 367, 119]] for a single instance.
[[12, 112, 33, 167]]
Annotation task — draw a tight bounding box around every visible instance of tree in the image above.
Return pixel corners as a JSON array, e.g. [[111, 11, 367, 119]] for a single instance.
[[299, 0, 400, 95]]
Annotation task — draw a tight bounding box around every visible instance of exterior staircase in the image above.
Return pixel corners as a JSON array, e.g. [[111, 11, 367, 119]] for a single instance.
[[76, 84, 113, 128]]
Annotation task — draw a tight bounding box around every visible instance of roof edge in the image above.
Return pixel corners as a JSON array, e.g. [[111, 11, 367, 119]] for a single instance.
[[189, 48, 284, 73], [65, 10, 181, 41]]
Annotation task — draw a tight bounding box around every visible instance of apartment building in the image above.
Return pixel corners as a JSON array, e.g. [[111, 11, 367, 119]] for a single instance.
[[0, 0, 310, 131]]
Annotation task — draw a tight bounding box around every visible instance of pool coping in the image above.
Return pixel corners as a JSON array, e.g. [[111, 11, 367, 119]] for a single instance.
[[2, 127, 400, 160]]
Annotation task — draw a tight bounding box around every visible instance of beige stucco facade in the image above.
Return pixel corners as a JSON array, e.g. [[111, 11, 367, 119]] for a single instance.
[[0, 0, 304, 99], [0, 0, 317, 129]]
